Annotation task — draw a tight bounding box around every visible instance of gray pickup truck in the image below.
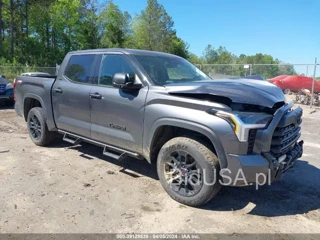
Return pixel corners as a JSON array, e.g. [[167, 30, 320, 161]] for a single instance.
[[14, 49, 303, 206]]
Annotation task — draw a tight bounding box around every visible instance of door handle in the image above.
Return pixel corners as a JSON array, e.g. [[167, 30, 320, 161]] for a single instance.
[[90, 93, 102, 100], [53, 88, 63, 94]]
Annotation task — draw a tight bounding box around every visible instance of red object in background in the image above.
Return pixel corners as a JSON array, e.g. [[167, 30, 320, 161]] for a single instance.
[[268, 75, 320, 93], [268, 75, 289, 83]]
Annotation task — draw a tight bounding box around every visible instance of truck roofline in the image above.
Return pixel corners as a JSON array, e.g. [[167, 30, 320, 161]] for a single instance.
[[67, 48, 179, 58]]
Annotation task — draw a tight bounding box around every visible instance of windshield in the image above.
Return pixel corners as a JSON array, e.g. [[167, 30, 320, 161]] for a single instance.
[[134, 55, 211, 86]]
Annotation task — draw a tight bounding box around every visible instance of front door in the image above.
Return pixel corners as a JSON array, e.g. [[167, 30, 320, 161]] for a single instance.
[[52, 54, 96, 137], [90, 54, 148, 154]]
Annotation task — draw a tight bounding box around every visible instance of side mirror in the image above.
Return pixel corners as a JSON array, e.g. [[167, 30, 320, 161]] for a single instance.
[[112, 73, 142, 90]]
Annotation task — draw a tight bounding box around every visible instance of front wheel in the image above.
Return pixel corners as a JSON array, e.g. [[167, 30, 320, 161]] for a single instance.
[[157, 137, 221, 207], [27, 107, 54, 146]]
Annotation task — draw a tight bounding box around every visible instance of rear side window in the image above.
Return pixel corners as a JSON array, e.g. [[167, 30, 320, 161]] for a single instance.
[[64, 55, 95, 83], [98, 55, 134, 86]]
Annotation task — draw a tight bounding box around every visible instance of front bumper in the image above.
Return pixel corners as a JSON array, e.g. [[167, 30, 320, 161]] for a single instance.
[[263, 140, 303, 181], [221, 102, 303, 186], [222, 140, 303, 186], [0, 96, 13, 100], [0, 89, 14, 101]]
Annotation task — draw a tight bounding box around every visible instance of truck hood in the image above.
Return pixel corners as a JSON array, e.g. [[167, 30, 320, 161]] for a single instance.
[[164, 79, 286, 108]]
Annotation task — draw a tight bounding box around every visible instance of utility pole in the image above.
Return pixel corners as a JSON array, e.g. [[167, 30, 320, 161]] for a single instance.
[[310, 58, 317, 108]]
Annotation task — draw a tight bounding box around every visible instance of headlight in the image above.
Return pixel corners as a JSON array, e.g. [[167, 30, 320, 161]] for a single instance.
[[207, 109, 273, 142], [235, 112, 273, 125], [6, 83, 13, 89]]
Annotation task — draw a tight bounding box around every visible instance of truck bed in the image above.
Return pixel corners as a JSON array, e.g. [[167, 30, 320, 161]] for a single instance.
[[14, 75, 57, 131]]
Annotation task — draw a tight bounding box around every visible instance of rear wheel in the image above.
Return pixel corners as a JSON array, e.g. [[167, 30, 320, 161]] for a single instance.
[[27, 107, 54, 146], [157, 137, 221, 207]]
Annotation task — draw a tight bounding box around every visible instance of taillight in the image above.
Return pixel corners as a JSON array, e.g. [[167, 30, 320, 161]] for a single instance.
[[13, 78, 21, 102]]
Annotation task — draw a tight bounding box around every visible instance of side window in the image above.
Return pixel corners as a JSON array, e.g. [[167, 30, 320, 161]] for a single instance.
[[64, 55, 95, 83], [99, 55, 134, 86]]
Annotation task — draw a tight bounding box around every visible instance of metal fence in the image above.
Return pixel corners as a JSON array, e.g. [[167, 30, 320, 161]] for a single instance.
[[1, 63, 319, 106], [1, 63, 317, 80], [195, 64, 318, 80], [0, 66, 57, 80]]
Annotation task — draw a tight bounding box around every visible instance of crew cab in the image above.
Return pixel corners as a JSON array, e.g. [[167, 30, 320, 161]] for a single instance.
[[14, 49, 303, 206]]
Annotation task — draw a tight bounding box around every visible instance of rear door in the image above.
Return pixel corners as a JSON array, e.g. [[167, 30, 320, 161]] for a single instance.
[[52, 54, 96, 137], [89, 53, 148, 154]]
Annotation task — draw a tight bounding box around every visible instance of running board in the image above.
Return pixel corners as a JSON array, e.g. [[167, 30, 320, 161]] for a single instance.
[[63, 133, 82, 145], [103, 147, 127, 161], [58, 130, 142, 161]]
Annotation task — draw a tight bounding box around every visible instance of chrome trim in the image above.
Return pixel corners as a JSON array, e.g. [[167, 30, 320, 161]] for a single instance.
[[238, 123, 266, 142]]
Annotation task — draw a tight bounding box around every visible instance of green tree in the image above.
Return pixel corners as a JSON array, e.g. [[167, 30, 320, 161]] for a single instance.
[[203, 45, 236, 64], [202, 44, 218, 64], [51, 0, 81, 54], [99, 1, 131, 48], [0, 0, 299, 82], [188, 52, 204, 64], [170, 36, 189, 59], [0, 0, 3, 51], [77, 0, 101, 50], [132, 0, 174, 52], [27, 0, 55, 65], [236, 53, 296, 78]]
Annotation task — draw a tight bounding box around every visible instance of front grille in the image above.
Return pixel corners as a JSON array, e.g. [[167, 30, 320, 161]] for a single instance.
[[0, 84, 5, 93], [271, 108, 302, 158]]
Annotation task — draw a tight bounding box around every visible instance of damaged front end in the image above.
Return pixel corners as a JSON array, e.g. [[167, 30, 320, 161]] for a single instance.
[[201, 99, 303, 185], [220, 101, 304, 185], [258, 102, 304, 181], [263, 140, 303, 181], [165, 80, 303, 185]]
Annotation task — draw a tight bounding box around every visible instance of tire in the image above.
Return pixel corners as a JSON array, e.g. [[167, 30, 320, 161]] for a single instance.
[[157, 137, 221, 207], [27, 107, 54, 146]]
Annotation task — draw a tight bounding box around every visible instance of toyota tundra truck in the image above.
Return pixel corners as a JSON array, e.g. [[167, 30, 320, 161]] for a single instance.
[[14, 49, 303, 206]]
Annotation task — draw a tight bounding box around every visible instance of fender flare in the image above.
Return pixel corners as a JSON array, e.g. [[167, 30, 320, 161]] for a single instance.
[[146, 118, 228, 168], [23, 93, 47, 119], [23, 93, 57, 131]]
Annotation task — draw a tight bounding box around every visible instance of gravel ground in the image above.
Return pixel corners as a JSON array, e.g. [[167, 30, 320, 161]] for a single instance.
[[0, 102, 319, 234]]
